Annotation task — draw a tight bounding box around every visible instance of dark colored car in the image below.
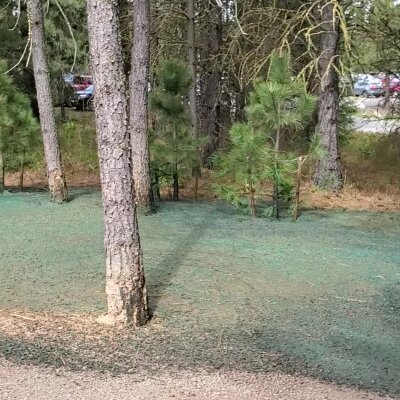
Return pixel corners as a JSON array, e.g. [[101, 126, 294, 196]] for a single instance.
[[70, 85, 94, 110]]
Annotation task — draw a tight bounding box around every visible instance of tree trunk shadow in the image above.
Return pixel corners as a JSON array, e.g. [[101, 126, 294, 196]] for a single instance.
[[147, 213, 210, 315]]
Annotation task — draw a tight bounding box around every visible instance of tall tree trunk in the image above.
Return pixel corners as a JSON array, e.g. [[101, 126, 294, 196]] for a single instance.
[[87, 0, 148, 327], [187, 0, 201, 194], [313, 0, 342, 190], [130, 0, 154, 212], [200, 3, 224, 166], [0, 147, 4, 193], [27, 0, 68, 203], [187, 0, 197, 140]]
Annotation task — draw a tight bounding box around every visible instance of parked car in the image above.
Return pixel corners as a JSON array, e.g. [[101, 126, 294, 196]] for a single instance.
[[63, 74, 93, 91], [353, 77, 383, 97], [69, 85, 94, 110]]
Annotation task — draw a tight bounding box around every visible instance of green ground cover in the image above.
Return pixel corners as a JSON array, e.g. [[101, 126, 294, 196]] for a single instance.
[[0, 190, 399, 394]]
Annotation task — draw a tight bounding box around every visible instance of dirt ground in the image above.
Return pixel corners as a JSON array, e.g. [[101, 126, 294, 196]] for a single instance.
[[0, 190, 399, 397], [5, 169, 400, 212], [0, 357, 396, 400]]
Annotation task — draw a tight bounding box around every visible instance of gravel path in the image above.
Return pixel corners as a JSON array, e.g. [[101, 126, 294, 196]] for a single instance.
[[0, 358, 396, 400]]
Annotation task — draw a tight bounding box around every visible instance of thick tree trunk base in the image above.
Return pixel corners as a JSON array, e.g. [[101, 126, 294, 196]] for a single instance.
[[313, 161, 342, 191], [105, 261, 148, 327], [48, 169, 68, 203]]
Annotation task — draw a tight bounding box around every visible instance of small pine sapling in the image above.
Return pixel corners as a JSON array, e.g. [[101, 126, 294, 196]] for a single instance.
[[215, 54, 316, 218], [214, 123, 270, 216], [150, 60, 200, 200]]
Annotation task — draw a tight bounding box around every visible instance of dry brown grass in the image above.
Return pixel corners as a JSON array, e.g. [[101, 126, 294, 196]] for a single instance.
[[301, 183, 399, 211], [4, 134, 399, 212], [0, 309, 164, 344]]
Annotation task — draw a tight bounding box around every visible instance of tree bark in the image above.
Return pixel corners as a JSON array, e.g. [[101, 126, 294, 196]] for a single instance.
[[313, 0, 342, 190], [187, 0, 201, 193], [130, 0, 154, 212], [87, 0, 148, 327], [172, 166, 179, 201], [200, 4, 224, 166], [27, 0, 68, 203], [187, 0, 198, 140], [292, 156, 304, 221]]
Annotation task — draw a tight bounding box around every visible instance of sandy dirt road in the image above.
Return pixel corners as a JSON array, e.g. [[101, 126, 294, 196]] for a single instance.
[[0, 358, 397, 400]]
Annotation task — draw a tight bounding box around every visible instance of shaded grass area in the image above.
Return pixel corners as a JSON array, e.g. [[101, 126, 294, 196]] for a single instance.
[[0, 190, 399, 395]]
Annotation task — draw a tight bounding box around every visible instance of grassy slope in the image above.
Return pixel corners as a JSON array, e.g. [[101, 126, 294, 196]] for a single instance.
[[0, 191, 399, 394]]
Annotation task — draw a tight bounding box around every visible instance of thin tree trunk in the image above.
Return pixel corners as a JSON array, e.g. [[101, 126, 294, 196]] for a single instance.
[[130, 0, 154, 213], [248, 182, 256, 217], [27, 0, 68, 203], [273, 127, 281, 219], [200, 3, 224, 166], [153, 167, 161, 201], [87, 0, 148, 327], [19, 152, 25, 192], [313, 0, 342, 190], [273, 167, 279, 220], [172, 165, 179, 201], [383, 72, 391, 110], [292, 156, 304, 221], [0, 148, 4, 193], [187, 0, 201, 193], [187, 0, 197, 140]]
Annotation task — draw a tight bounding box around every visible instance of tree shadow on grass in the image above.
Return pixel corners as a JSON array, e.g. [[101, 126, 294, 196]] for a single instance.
[[66, 187, 100, 202], [5, 186, 47, 194], [235, 283, 400, 396], [146, 204, 211, 315]]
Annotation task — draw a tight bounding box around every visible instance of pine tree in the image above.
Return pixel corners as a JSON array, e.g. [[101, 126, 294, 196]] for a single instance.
[[87, 0, 148, 327], [215, 54, 316, 218], [150, 60, 199, 200], [214, 123, 270, 217], [0, 66, 39, 193], [27, 0, 68, 202]]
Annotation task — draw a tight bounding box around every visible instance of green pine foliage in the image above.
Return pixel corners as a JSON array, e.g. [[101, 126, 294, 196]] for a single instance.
[[150, 60, 200, 200], [214, 54, 316, 218], [0, 64, 41, 191], [214, 123, 271, 216]]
